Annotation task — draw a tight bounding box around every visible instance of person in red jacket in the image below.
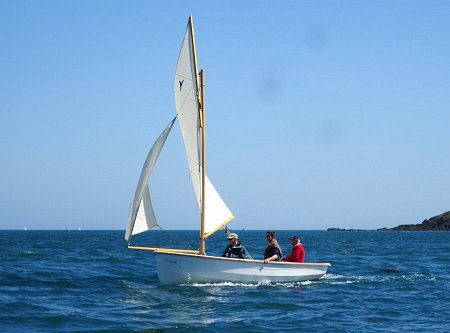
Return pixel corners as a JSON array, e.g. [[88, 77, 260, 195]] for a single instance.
[[282, 235, 305, 263]]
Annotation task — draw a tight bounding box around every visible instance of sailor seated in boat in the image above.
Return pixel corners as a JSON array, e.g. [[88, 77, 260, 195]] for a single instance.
[[282, 235, 306, 263], [222, 233, 252, 259], [264, 231, 283, 263]]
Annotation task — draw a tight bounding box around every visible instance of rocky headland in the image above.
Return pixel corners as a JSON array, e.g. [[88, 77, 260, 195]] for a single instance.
[[379, 210, 450, 231], [327, 210, 450, 231]]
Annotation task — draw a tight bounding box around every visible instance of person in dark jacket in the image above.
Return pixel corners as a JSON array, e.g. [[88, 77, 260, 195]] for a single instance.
[[264, 231, 283, 263], [282, 235, 305, 263], [222, 233, 252, 259]]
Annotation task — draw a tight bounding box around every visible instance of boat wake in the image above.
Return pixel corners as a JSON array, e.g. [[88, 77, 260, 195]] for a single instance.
[[174, 271, 437, 288], [320, 273, 437, 285], [180, 280, 324, 288]]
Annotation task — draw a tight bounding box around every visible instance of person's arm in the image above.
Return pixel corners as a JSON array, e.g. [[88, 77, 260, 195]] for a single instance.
[[264, 247, 281, 263], [222, 246, 229, 257], [241, 245, 253, 259], [264, 254, 279, 263], [284, 246, 301, 262]]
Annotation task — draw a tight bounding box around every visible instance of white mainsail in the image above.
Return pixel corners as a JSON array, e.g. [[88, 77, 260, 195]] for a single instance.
[[125, 117, 176, 242], [174, 17, 234, 237], [174, 18, 202, 206]]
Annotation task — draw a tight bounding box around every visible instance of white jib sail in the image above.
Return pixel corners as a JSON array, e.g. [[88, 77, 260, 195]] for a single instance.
[[174, 18, 234, 236], [203, 174, 234, 236], [125, 117, 177, 242]]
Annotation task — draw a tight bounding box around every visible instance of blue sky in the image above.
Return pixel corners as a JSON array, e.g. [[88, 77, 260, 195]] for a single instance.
[[1, 1, 449, 230]]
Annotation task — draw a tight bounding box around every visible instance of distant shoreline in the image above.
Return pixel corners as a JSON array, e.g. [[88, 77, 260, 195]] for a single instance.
[[328, 210, 450, 231], [5, 211, 450, 232]]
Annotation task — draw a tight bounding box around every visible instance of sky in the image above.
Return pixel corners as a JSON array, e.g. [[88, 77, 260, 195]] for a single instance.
[[1, 1, 449, 231]]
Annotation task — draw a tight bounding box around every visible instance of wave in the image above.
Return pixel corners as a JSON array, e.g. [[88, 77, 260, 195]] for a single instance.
[[319, 272, 438, 285], [180, 280, 322, 288]]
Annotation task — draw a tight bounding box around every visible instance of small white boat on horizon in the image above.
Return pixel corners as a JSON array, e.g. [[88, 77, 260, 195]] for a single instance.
[[125, 16, 330, 285]]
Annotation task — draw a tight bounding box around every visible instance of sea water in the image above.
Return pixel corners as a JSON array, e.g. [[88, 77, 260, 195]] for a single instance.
[[1, 230, 449, 332]]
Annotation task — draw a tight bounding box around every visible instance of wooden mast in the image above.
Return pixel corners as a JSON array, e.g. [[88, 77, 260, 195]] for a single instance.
[[199, 69, 206, 254], [189, 15, 206, 254]]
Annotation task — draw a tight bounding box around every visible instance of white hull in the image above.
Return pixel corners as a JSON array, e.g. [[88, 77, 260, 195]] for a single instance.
[[155, 251, 330, 285]]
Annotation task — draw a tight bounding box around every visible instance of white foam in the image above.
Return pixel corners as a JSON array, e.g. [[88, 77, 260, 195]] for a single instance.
[[181, 280, 322, 288]]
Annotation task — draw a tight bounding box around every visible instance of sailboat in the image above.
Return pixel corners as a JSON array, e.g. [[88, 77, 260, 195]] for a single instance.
[[125, 16, 330, 285]]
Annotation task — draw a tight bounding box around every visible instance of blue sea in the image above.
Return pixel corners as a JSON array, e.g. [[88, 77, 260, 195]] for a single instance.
[[1, 230, 449, 332]]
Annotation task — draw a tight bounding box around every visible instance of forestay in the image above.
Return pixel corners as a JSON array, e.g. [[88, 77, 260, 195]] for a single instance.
[[174, 18, 234, 237], [125, 117, 176, 242]]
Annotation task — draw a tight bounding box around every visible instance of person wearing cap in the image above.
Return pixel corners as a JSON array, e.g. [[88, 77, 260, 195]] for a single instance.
[[282, 235, 305, 263], [222, 233, 252, 259], [263, 231, 283, 264]]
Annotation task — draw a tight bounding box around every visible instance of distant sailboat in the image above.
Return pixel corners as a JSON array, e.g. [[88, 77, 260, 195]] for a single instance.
[[125, 16, 330, 284], [23, 226, 27, 231]]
